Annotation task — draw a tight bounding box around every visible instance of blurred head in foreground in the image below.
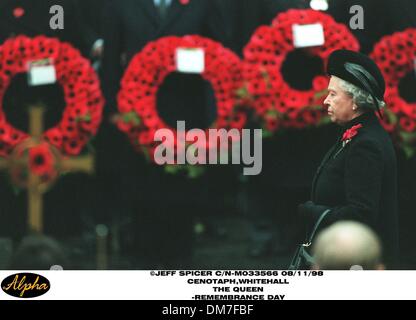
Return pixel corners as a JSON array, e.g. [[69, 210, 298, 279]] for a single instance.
[[312, 221, 384, 270], [9, 234, 68, 270]]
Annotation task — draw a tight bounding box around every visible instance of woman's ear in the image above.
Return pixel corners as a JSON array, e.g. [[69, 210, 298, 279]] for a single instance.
[[352, 103, 358, 111]]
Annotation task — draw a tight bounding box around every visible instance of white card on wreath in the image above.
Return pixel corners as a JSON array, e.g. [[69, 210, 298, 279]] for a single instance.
[[27, 59, 57, 86], [310, 0, 329, 11], [176, 48, 205, 74], [292, 23, 325, 48]]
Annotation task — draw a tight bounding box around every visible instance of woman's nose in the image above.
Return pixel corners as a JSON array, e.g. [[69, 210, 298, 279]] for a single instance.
[[323, 95, 330, 106]]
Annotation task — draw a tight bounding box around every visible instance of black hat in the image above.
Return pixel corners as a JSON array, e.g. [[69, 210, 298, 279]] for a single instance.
[[327, 50, 385, 113]]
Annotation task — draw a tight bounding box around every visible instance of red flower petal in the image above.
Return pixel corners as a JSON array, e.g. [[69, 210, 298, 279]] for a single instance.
[[13, 7, 25, 18], [117, 35, 244, 162], [29, 143, 55, 176]]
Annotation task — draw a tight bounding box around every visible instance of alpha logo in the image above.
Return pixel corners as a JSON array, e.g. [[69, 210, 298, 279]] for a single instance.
[[1, 273, 50, 298]]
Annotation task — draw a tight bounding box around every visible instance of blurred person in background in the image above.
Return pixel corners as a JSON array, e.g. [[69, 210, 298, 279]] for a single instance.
[[100, 0, 230, 268], [9, 234, 68, 270], [0, 0, 99, 241], [231, 0, 336, 260]]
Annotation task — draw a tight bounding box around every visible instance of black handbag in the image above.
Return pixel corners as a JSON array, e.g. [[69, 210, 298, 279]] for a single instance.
[[288, 209, 331, 270]]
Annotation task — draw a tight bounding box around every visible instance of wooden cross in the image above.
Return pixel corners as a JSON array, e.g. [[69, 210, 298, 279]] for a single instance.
[[0, 105, 94, 233]]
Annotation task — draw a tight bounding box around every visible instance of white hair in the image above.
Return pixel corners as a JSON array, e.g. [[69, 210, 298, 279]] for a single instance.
[[338, 78, 386, 111], [312, 221, 383, 270]]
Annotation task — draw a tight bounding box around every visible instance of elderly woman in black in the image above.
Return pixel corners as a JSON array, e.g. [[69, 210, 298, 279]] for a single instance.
[[299, 50, 399, 269]]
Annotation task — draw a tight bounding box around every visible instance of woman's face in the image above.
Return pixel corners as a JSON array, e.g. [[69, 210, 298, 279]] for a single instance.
[[324, 76, 358, 125]]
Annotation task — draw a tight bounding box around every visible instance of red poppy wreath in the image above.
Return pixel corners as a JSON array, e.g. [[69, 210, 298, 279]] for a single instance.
[[242, 9, 360, 133], [116, 35, 246, 163], [370, 28, 416, 157], [0, 35, 104, 157]]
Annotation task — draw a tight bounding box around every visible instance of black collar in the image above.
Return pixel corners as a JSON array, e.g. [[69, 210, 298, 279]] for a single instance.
[[343, 111, 378, 128]]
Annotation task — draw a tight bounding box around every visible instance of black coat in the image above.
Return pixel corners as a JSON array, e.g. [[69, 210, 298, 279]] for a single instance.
[[328, 0, 416, 54], [0, 0, 90, 55], [225, 0, 307, 56], [99, 0, 228, 173], [99, 0, 230, 266], [99, 0, 229, 188], [75, 0, 106, 44], [99, 0, 229, 183], [0, 0, 94, 132], [0, 0, 97, 239], [301, 112, 399, 268], [102, 0, 227, 112]]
